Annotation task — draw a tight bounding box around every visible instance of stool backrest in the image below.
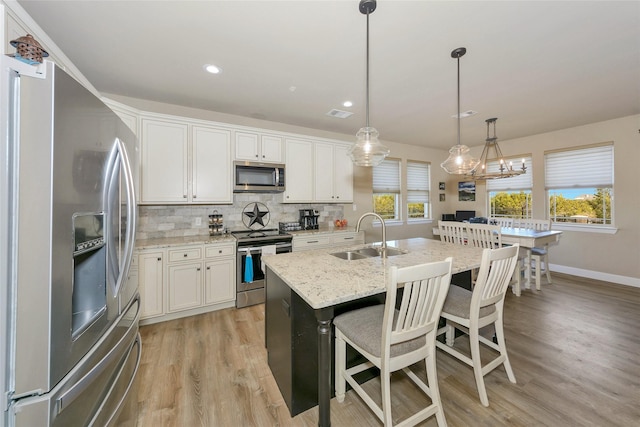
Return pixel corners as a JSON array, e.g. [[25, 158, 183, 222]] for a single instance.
[[382, 258, 453, 369], [473, 245, 520, 312], [467, 223, 502, 249], [438, 220, 467, 245]]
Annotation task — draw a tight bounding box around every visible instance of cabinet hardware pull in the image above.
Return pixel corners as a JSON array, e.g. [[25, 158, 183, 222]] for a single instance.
[[184, 253, 188, 257], [219, 250, 222, 253], [193, 195, 197, 198], [197, 268, 201, 271], [207, 266, 210, 270], [308, 240, 319, 243], [183, 195, 187, 198], [157, 257, 161, 261]]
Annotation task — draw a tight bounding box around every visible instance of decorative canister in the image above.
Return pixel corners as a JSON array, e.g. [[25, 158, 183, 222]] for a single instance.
[[10, 34, 49, 64], [208, 210, 224, 236]]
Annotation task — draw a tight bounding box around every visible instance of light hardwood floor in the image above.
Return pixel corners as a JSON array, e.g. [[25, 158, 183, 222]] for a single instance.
[[119, 274, 640, 426]]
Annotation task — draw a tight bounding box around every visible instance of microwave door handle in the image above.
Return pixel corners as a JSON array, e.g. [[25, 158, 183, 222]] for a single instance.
[[275, 168, 280, 186]]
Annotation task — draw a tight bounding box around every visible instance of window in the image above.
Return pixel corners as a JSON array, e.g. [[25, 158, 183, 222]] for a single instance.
[[545, 143, 613, 225], [487, 156, 533, 219], [373, 159, 400, 220], [406, 161, 430, 220]]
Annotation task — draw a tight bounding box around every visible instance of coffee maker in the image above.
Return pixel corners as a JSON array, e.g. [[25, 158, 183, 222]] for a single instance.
[[299, 209, 319, 230]]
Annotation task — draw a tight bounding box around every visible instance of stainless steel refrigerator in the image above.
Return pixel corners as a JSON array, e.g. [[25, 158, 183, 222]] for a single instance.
[[1, 56, 140, 426]]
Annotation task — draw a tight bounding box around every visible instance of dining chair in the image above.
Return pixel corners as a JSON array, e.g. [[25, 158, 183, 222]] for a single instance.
[[438, 220, 467, 245], [489, 217, 514, 227], [436, 245, 520, 407], [514, 219, 552, 289], [466, 223, 502, 249], [334, 259, 453, 426]]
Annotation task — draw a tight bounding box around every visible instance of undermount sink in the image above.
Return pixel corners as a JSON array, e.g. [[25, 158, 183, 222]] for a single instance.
[[331, 246, 408, 260], [331, 251, 369, 260]]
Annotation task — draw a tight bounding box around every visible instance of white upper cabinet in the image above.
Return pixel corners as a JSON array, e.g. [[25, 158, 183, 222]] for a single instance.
[[141, 119, 189, 203], [283, 138, 314, 203], [314, 142, 353, 203], [192, 126, 232, 203], [235, 131, 283, 163], [141, 117, 232, 204]]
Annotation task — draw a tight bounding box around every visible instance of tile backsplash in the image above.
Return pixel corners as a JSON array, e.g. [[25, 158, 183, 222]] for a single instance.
[[136, 193, 345, 240]]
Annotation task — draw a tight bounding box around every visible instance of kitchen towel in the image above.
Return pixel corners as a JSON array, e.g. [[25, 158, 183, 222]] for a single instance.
[[260, 245, 277, 271], [244, 251, 253, 283]]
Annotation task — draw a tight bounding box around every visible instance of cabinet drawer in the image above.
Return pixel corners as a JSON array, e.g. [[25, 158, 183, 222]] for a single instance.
[[331, 232, 364, 245], [168, 246, 203, 263], [205, 244, 235, 259], [293, 235, 331, 251]]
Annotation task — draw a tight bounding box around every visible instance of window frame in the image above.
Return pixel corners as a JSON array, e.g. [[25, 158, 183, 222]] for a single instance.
[[544, 143, 614, 230], [372, 158, 401, 221], [486, 155, 533, 220], [406, 160, 431, 221]]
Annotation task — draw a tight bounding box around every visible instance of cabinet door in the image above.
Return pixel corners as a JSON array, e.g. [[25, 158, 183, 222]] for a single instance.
[[314, 142, 335, 202], [283, 138, 313, 203], [192, 126, 232, 203], [261, 135, 283, 162], [235, 131, 260, 160], [168, 262, 202, 312], [333, 144, 354, 202], [204, 258, 235, 305], [141, 119, 188, 203], [138, 251, 164, 319]]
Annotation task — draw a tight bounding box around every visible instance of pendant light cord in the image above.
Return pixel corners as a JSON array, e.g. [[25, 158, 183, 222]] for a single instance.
[[456, 54, 461, 146], [365, 9, 370, 129]]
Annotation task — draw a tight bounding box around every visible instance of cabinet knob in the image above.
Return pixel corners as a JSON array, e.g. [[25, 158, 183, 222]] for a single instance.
[[184, 253, 188, 257], [219, 250, 222, 253], [197, 267, 201, 271], [193, 194, 197, 199], [255, 154, 259, 158], [157, 257, 161, 261], [207, 266, 211, 270], [183, 195, 187, 199]]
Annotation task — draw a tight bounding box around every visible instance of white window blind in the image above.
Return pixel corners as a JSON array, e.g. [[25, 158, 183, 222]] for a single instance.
[[486, 156, 533, 191], [545, 144, 613, 189], [406, 161, 430, 203], [373, 159, 400, 193]]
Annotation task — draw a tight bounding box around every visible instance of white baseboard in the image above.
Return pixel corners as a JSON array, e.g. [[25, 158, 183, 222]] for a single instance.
[[550, 264, 640, 288]]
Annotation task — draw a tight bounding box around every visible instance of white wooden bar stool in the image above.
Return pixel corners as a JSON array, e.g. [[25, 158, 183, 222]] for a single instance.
[[334, 259, 453, 426]]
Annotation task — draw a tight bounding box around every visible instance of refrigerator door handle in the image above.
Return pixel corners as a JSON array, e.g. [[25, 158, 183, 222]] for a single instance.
[[117, 137, 137, 296]]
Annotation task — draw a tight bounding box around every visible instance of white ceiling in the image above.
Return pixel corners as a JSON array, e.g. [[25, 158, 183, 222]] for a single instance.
[[16, 0, 640, 150]]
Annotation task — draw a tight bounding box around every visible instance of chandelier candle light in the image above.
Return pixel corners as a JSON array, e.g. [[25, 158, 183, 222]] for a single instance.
[[440, 47, 480, 175], [466, 117, 526, 180], [348, 0, 390, 167]]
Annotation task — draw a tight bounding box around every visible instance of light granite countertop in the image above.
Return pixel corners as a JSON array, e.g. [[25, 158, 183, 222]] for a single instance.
[[262, 237, 485, 309], [135, 234, 236, 250]]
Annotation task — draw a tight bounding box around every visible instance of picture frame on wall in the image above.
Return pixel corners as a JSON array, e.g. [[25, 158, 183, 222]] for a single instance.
[[458, 181, 476, 201], [439, 182, 445, 191], [439, 193, 445, 202]]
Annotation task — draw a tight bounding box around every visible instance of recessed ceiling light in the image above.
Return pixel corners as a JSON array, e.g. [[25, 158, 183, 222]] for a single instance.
[[204, 64, 221, 74], [343, 101, 353, 108]]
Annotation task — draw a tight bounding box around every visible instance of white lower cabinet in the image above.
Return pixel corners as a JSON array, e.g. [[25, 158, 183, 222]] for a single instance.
[[138, 250, 164, 319], [137, 241, 236, 324], [168, 262, 203, 312]]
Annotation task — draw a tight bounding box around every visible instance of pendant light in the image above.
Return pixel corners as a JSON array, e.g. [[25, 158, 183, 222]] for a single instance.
[[440, 47, 480, 174], [466, 117, 526, 180], [348, 0, 390, 167]]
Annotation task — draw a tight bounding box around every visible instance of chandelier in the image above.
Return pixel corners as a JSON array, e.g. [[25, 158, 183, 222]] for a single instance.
[[441, 47, 480, 175], [348, 0, 390, 167], [466, 117, 526, 180]]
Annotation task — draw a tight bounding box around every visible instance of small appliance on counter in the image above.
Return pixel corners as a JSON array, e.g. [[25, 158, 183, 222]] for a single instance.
[[209, 210, 224, 235], [299, 209, 319, 230]]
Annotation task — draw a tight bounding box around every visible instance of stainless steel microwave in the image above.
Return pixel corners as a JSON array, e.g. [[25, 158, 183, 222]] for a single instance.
[[234, 161, 285, 193]]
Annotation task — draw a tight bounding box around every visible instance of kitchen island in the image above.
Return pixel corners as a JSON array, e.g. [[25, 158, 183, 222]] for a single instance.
[[262, 237, 484, 427]]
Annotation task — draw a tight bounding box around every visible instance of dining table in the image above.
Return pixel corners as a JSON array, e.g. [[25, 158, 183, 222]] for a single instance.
[[433, 225, 563, 295]]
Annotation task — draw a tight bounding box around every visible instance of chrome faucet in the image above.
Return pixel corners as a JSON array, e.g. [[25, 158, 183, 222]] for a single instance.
[[355, 212, 387, 256]]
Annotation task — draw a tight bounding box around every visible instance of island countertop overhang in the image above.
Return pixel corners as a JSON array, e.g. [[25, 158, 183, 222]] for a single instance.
[[262, 237, 484, 309]]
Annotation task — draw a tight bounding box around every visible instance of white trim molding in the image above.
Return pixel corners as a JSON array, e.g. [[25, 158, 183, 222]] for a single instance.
[[550, 264, 640, 288]]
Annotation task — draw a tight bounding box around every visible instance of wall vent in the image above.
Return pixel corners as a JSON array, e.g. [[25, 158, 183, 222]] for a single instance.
[[326, 109, 353, 119]]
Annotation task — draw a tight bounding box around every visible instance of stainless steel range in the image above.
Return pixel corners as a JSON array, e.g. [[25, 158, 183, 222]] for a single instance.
[[232, 228, 293, 308]]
